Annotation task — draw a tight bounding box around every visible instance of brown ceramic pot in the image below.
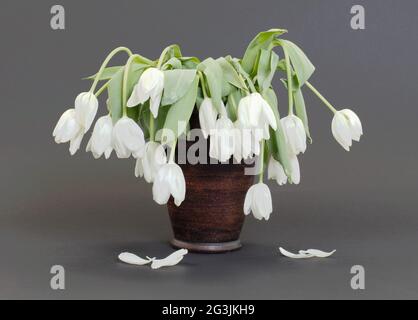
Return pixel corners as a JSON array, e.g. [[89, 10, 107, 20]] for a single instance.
[[167, 112, 254, 253]]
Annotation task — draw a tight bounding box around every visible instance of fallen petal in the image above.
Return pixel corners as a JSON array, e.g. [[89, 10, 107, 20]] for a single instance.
[[150, 249, 188, 269], [118, 252, 153, 266], [301, 249, 336, 258], [279, 247, 314, 259]]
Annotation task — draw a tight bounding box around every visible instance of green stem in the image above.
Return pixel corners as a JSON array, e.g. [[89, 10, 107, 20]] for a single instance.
[[283, 48, 294, 115], [89, 47, 133, 93], [305, 81, 338, 114], [149, 116, 155, 141], [94, 79, 111, 97], [122, 54, 139, 117], [157, 45, 175, 69], [198, 71, 208, 98], [169, 139, 177, 163], [258, 139, 265, 183]]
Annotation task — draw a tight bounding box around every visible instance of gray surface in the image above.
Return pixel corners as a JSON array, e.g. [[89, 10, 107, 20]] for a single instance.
[[0, 0, 417, 299]]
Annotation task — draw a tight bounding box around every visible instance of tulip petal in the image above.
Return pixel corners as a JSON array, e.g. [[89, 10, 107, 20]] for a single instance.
[[118, 252, 153, 266], [332, 112, 352, 151], [279, 247, 314, 259], [69, 130, 84, 155], [300, 249, 336, 258], [74, 92, 98, 133], [150, 249, 188, 270]]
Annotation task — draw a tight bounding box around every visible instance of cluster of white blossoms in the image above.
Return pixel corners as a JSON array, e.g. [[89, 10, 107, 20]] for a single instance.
[[53, 37, 363, 223]]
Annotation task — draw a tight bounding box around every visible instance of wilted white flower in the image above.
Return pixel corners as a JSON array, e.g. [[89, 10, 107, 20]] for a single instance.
[[127, 67, 164, 118], [152, 162, 186, 206], [52, 108, 84, 155], [331, 109, 363, 151], [243, 182, 273, 220], [199, 98, 219, 139], [74, 92, 98, 133], [209, 116, 235, 162], [268, 157, 287, 186], [280, 114, 307, 155], [135, 141, 167, 183], [86, 115, 113, 159], [112, 116, 145, 158], [237, 92, 277, 133]]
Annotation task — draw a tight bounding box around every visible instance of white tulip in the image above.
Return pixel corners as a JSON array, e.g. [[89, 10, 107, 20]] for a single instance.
[[237, 93, 277, 132], [53, 108, 84, 155], [127, 67, 164, 118], [268, 157, 287, 186], [112, 116, 145, 159], [209, 116, 235, 162], [74, 92, 98, 133], [152, 163, 186, 207], [289, 154, 300, 184], [135, 141, 167, 183], [331, 109, 363, 151], [86, 115, 113, 159], [243, 182, 273, 221], [280, 115, 307, 155], [199, 98, 219, 139]]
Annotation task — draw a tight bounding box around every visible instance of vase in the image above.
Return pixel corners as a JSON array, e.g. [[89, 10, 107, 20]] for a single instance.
[[167, 112, 254, 253]]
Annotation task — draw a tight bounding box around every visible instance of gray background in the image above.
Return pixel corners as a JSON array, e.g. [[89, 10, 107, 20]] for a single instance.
[[0, 0, 417, 299]]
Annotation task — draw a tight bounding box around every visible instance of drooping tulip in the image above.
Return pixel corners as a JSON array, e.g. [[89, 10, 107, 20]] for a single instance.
[[243, 182, 273, 221], [237, 92, 277, 132], [53, 108, 84, 155], [268, 157, 287, 186], [74, 92, 99, 133], [86, 115, 113, 159], [135, 141, 167, 183], [112, 116, 145, 159], [127, 67, 164, 118], [280, 115, 307, 155], [152, 162, 186, 207], [331, 109, 363, 151], [209, 116, 235, 162], [199, 98, 218, 139]]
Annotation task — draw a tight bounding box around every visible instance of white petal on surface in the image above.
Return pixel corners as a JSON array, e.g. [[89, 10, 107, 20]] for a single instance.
[[150, 249, 188, 270], [279, 247, 314, 259], [118, 252, 153, 266], [300, 249, 336, 258]]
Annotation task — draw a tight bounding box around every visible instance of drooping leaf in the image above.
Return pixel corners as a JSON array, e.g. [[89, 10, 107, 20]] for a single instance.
[[179, 56, 201, 69], [293, 88, 312, 142], [226, 89, 242, 122], [241, 28, 287, 75], [217, 57, 247, 92], [262, 88, 293, 181], [84, 66, 123, 81], [279, 40, 315, 88], [107, 68, 124, 124], [257, 50, 279, 94], [162, 57, 182, 70], [161, 69, 197, 106], [198, 58, 224, 114], [158, 76, 199, 144]]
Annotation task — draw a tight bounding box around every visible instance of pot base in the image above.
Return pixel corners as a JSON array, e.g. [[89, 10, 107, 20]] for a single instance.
[[170, 238, 242, 253]]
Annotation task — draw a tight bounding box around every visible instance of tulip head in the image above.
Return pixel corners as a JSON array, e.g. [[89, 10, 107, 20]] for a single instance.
[[112, 116, 146, 158], [127, 67, 164, 118], [238, 93, 277, 131], [74, 92, 98, 133], [135, 141, 167, 183], [244, 182, 273, 221], [209, 116, 235, 162], [280, 115, 307, 155], [152, 162, 186, 206], [86, 115, 113, 159], [331, 109, 363, 151], [268, 157, 287, 186], [53, 108, 84, 155], [199, 98, 218, 139]]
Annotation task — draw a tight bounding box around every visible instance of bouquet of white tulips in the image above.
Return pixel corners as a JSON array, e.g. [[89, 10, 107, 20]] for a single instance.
[[53, 28, 363, 221]]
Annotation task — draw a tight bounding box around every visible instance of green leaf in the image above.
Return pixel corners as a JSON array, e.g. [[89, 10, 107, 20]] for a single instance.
[[226, 89, 242, 122], [279, 40, 315, 88], [179, 56, 201, 69], [241, 28, 287, 75], [161, 69, 197, 106], [257, 50, 279, 94], [217, 57, 247, 92], [293, 88, 312, 143], [262, 88, 293, 181], [158, 76, 199, 144], [162, 57, 182, 70], [107, 68, 124, 124], [84, 66, 123, 80], [198, 58, 224, 114]]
